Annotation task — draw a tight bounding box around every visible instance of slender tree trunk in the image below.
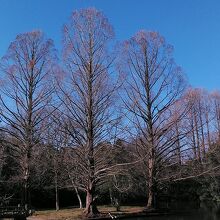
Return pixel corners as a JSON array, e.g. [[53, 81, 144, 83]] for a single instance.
[[147, 157, 154, 209], [84, 49, 99, 217], [145, 56, 155, 210], [198, 102, 205, 157], [55, 180, 59, 211], [68, 172, 83, 209], [146, 131, 155, 210], [23, 154, 29, 210], [200, 124, 205, 158], [84, 148, 99, 216], [109, 188, 113, 205], [191, 119, 197, 159], [24, 180, 28, 210], [194, 113, 201, 162], [74, 187, 82, 209], [175, 123, 181, 165], [54, 161, 59, 211], [205, 111, 211, 147], [146, 113, 154, 210], [215, 102, 220, 140], [24, 64, 34, 211]]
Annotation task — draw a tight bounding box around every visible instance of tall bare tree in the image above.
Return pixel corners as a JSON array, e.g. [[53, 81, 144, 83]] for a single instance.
[[184, 88, 214, 161], [211, 91, 220, 142], [120, 31, 186, 209], [60, 8, 119, 216], [0, 31, 56, 208]]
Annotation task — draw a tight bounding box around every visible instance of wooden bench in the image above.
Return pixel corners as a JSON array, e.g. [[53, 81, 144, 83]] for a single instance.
[[0, 206, 30, 220]]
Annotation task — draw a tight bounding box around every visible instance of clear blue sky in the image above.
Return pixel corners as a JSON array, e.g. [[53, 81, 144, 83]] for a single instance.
[[0, 0, 220, 91]]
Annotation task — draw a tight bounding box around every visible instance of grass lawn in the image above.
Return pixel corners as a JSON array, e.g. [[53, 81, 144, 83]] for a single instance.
[[27, 206, 144, 220]]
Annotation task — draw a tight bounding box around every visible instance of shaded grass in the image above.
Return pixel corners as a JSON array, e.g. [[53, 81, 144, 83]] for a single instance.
[[27, 208, 83, 220], [27, 206, 144, 220]]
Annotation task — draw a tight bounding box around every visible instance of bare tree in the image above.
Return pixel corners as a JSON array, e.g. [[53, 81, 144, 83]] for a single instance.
[[204, 92, 212, 148], [63, 147, 84, 209], [60, 8, 119, 216], [0, 31, 56, 208], [42, 112, 64, 211], [119, 31, 186, 209], [184, 88, 214, 161], [185, 89, 201, 161], [211, 91, 220, 142]]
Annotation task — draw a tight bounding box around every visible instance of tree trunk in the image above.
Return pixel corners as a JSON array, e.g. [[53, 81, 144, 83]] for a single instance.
[[194, 113, 201, 162], [198, 102, 205, 157], [83, 49, 99, 217], [55, 184, 59, 211], [175, 123, 181, 165], [55, 170, 59, 211], [84, 184, 99, 217], [74, 187, 83, 209], [23, 157, 29, 210], [109, 188, 113, 205], [215, 102, 220, 140], [68, 173, 83, 209], [24, 180, 28, 210], [205, 111, 211, 147], [147, 183, 154, 209], [147, 153, 154, 209], [145, 60, 155, 210], [191, 117, 197, 159]]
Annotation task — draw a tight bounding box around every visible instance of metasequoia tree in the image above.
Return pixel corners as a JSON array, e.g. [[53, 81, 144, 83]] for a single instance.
[[61, 8, 119, 216], [0, 31, 56, 208], [120, 31, 186, 209], [63, 147, 84, 209], [203, 92, 212, 148], [168, 100, 187, 166], [185, 89, 202, 161], [41, 111, 65, 211], [211, 91, 220, 142], [43, 111, 85, 209], [184, 88, 213, 161]]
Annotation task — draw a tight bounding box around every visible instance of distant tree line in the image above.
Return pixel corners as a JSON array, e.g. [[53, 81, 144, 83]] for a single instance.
[[0, 7, 220, 217]]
